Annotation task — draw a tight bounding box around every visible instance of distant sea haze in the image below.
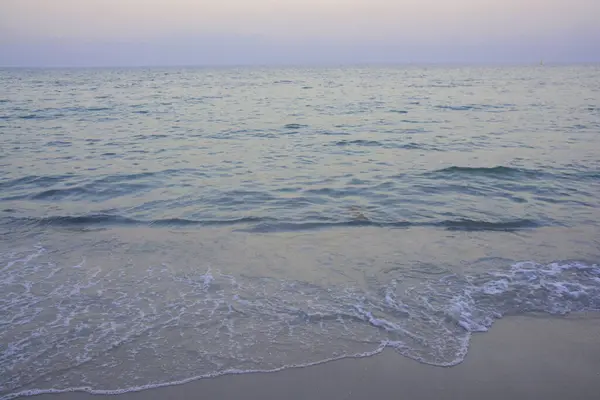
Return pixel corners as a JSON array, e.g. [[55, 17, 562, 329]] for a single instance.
[[3, 34, 600, 67]]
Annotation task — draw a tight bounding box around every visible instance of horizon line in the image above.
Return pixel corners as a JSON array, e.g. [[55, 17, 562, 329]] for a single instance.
[[2, 61, 599, 69]]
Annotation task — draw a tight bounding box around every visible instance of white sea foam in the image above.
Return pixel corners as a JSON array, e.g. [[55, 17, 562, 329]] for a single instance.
[[482, 279, 509, 295], [1, 345, 388, 400], [0, 246, 598, 399], [201, 267, 214, 291]]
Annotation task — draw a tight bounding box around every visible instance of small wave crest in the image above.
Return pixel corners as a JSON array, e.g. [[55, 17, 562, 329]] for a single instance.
[[283, 123, 308, 130], [240, 218, 538, 233], [438, 218, 539, 231], [0, 175, 74, 191], [335, 139, 382, 147], [427, 166, 600, 185], [428, 166, 541, 179], [9, 215, 268, 228], [4, 214, 539, 232], [333, 140, 441, 151], [435, 104, 513, 112]]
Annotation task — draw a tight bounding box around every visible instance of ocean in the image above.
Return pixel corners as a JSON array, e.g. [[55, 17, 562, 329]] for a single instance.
[[1, 65, 599, 399]]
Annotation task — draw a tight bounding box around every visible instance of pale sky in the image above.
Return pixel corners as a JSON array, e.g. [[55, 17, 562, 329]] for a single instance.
[[1, 0, 599, 66]]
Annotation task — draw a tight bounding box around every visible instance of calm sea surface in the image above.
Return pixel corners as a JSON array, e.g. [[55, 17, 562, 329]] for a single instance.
[[1, 66, 600, 398]]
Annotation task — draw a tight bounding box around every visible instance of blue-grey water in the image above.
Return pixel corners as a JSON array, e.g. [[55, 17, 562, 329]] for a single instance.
[[1, 66, 600, 399]]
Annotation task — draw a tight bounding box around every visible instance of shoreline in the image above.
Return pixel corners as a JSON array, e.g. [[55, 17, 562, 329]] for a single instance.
[[16, 312, 600, 400]]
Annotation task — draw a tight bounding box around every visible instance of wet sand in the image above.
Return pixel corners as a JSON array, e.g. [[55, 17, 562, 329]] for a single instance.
[[33, 313, 600, 400]]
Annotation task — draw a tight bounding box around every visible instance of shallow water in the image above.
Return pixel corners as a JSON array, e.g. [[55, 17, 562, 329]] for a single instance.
[[1, 65, 600, 399]]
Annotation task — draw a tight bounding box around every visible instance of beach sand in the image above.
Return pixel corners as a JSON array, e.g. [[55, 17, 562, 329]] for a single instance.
[[33, 313, 600, 400]]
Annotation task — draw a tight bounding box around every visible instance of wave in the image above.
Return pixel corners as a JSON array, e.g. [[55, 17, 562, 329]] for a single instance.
[[83, 107, 113, 112], [319, 131, 351, 136], [18, 114, 53, 120], [335, 139, 382, 147], [1, 170, 207, 196], [437, 218, 539, 231], [0, 347, 387, 400], [24, 182, 151, 201], [399, 119, 446, 125], [242, 218, 539, 233], [283, 123, 308, 130], [4, 106, 114, 121], [45, 140, 72, 147], [10, 214, 268, 228], [1, 245, 598, 399], [428, 166, 541, 179], [4, 214, 539, 232], [435, 104, 514, 112], [400, 142, 443, 151], [0, 175, 74, 191], [436, 105, 477, 111], [131, 134, 169, 140], [428, 166, 600, 183], [334, 140, 440, 151], [242, 220, 409, 232]]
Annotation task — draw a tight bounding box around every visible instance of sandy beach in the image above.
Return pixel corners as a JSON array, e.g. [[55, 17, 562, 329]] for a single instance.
[[29, 313, 600, 400]]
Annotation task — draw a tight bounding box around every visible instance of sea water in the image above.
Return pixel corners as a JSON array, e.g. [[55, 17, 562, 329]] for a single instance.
[[1, 65, 600, 398]]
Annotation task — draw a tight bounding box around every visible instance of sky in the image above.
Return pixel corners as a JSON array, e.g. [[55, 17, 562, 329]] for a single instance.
[[1, 0, 599, 66]]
